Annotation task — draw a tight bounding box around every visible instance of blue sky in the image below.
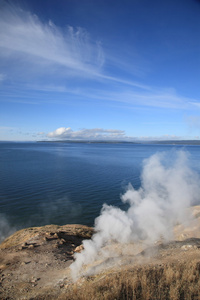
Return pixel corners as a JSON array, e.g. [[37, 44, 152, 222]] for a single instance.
[[0, 0, 200, 141]]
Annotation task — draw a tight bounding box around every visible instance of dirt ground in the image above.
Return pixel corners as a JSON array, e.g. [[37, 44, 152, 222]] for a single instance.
[[0, 224, 93, 299], [0, 206, 200, 300]]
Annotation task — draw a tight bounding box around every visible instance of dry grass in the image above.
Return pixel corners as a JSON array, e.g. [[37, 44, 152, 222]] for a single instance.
[[59, 260, 200, 300]]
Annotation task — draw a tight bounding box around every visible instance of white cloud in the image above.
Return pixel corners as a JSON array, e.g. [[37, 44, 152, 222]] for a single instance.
[[0, 3, 104, 78], [1, 2, 199, 113], [189, 102, 200, 108], [0, 2, 149, 91], [47, 127, 126, 140], [73, 87, 196, 110], [26, 83, 196, 110], [46, 127, 197, 141]]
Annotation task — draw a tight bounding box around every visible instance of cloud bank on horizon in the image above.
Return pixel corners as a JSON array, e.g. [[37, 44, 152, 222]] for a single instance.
[[45, 126, 185, 141], [47, 127, 126, 140], [0, 0, 200, 141]]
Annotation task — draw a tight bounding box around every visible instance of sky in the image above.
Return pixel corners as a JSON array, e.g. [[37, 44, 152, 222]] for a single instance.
[[0, 0, 200, 141]]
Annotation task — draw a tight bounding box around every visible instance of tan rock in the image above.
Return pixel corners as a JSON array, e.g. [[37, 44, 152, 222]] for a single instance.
[[0, 264, 7, 271], [74, 244, 84, 253], [181, 245, 198, 251]]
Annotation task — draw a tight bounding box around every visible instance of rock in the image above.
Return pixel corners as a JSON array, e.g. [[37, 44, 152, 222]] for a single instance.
[[30, 277, 40, 283], [0, 264, 7, 271], [31, 282, 37, 286], [54, 243, 59, 248], [20, 242, 28, 249], [181, 245, 197, 251], [178, 233, 188, 241], [53, 233, 59, 239], [74, 244, 84, 253], [21, 261, 31, 265]]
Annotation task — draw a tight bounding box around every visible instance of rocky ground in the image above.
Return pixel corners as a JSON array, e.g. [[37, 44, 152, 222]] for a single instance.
[[0, 206, 200, 299], [0, 224, 93, 299]]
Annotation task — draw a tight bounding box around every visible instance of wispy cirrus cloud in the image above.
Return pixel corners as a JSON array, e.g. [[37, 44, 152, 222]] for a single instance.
[[0, 2, 148, 91], [87, 89, 191, 109], [47, 127, 127, 140], [189, 102, 200, 108], [15, 83, 197, 110], [1, 1, 199, 113], [0, 3, 104, 79], [54, 86, 196, 110]]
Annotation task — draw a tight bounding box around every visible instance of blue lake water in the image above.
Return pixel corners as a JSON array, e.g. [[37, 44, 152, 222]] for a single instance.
[[0, 142, 200, 233]]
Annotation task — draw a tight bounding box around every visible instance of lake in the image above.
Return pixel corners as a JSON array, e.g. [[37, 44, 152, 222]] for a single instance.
[[0, 142, 200, 236]]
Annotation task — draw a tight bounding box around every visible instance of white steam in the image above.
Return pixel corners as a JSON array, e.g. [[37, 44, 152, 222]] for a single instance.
[[0, 214, 16, 243], [70, 150, 200, 279]]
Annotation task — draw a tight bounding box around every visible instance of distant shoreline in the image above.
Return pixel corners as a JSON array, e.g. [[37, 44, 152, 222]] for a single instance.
[[37, 140, 200, 146], [1, 140, 200, 145]]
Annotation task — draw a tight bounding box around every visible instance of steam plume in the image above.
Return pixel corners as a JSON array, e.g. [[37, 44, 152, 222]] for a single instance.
[[0, 214, 16, 243], [70, 150, 200, 279]]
